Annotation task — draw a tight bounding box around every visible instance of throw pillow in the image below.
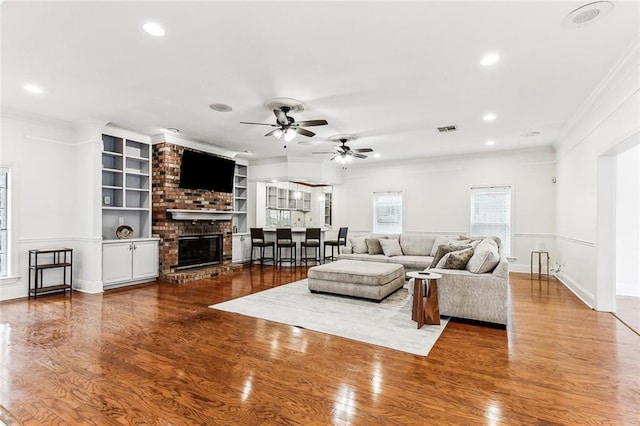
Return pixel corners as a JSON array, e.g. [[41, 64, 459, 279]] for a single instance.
[[438, 247, 474, 270], [466, 241, 500, 273], [379, 238, 403, 257], [349, 237, 369, 254], [365, 238, 383, 255], [429, 235, 451, 256], [430, 244, 471, 268]]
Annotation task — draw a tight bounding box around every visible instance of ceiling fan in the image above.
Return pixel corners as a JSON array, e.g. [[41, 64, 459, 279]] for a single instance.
[[313, 136, 373, 164], [240, 105, 328, 142]]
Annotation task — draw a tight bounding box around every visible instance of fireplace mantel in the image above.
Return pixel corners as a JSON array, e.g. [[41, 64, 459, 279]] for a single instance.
[[167, 209, 235, 221]]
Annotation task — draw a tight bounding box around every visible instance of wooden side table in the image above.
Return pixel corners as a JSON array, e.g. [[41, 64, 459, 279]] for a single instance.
[[407, 271, 442, 328], [530, 250, 550, 279]]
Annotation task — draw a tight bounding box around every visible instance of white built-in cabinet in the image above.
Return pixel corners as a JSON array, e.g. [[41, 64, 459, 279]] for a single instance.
[[102, 240, 159, 287], [265, 184, 312, 211], [232, 162, 251, 263], [101, 132, 159, 288], [232, 234, 252, 263]]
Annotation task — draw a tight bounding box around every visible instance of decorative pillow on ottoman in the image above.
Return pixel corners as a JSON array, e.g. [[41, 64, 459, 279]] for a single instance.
[[436, 247, 474, 269], [365, 238, 384, 255], [379, 238, 403, 257], [466, 239, 500, 273]]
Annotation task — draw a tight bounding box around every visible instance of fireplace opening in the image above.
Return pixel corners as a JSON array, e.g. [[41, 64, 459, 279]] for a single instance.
[[177, 234, 222, 270]]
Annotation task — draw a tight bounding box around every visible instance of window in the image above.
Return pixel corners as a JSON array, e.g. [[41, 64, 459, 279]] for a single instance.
[[0, 168, 8, 277], [323, 192, 332, 226], [373, 191, 403, 234], [470, 186, 511, 255]]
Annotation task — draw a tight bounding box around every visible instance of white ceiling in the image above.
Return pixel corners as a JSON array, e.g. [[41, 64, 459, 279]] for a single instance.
[[2, 1, 639, 164]]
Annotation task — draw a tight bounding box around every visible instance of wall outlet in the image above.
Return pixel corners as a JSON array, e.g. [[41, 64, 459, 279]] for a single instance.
[[118, 216, 124, 226]]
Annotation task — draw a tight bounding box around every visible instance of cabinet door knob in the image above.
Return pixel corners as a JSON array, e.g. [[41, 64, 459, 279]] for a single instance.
[[129, 244, 132, 250], [133, 244, 137, 250]]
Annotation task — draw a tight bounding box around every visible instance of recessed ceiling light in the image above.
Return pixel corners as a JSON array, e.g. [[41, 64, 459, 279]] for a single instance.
[[209, 103, 233, 112], [480, 53, 500, 66], [485, 140, 496, 146], [24, 84, 44, 95], [483, 114, 497, 121], [373, 153, 381, 158], [143, 22, 165, 37], [165, 128, 179, 134], [521, 131, 541, 137], [271, 179, 278, 183]]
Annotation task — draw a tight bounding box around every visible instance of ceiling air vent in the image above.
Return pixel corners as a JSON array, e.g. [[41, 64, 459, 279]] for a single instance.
[[437, 125, 457, 133]]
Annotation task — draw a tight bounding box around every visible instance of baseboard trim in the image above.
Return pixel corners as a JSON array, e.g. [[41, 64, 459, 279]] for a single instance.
[[554, 271, 596, 309]]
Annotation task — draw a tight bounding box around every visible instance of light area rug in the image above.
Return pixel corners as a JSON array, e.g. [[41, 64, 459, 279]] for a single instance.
[[209, 279, 448, 356]]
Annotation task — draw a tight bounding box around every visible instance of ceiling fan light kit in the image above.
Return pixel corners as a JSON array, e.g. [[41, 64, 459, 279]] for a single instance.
[[240, 97, 328, 144], [313, 134, 374, 163]]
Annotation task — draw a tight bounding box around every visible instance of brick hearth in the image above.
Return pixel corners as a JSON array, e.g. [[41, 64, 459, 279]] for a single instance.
[[152, 142, 242, 283]]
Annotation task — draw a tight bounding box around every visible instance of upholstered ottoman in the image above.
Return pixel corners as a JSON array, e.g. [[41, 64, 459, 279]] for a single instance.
[[308, 260, 405, 301]]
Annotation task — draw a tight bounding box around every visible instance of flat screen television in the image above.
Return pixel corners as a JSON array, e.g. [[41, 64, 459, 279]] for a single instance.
[[178, 149, 235, 193]]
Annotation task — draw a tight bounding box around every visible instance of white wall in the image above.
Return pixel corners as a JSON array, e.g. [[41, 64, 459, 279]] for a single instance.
[[554, 38, 640, 309], [332, 147, 556, 271], [0, 111, 103, 300], [615, 144, 640, 297]]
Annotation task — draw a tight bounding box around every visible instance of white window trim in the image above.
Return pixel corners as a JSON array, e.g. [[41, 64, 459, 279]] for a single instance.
[[469, 185, 513, 256], [373, 190, 403, 234]]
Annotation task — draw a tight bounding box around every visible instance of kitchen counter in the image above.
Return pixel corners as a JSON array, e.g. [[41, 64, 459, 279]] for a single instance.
[[263, 227, 329, 232]]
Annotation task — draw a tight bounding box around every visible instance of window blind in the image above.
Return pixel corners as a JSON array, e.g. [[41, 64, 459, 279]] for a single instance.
[[373, 191, 403, 234], [470, 186, 511, 255]]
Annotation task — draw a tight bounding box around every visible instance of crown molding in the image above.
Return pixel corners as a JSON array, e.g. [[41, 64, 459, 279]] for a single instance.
[[555, 35, 640, 158], [151, 132, 238, 159], [1, 106, 75, 130]]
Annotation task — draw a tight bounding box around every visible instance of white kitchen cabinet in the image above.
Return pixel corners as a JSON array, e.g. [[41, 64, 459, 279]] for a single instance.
[[103, 239, 159, 287], [232, 234, 251, 263]]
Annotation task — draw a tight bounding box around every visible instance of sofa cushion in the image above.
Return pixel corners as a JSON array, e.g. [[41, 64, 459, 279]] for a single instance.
[[379, 238, 403, 257], [399, 234, 435, 256], [365, 238, 384, 255], [337, 253, 389, 263], [387, 255, 434, 271], [437, 247, 474, 269], [349, 236, 369, 254], [429, 235, 459, 256], [466, 239, 500, 273]]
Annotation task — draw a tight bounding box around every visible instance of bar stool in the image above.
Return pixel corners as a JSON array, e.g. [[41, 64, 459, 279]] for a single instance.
[[276, 228, 296, 267], [300, 227, 322, 266], [323, 227, 348, 262], [250, 228, 275, 267]]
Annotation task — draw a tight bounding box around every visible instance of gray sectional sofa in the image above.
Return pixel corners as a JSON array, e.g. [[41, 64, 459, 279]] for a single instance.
[[337, 233, 509, 325]]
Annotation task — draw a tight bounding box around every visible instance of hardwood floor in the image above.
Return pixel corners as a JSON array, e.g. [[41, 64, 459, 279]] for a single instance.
[[1, 268, 638, 425], [615, 295, 640, 336]]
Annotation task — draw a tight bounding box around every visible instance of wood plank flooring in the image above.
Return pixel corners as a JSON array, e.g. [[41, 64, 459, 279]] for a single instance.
[[0, 267, 639, 425], [615, 295, 640, 336]]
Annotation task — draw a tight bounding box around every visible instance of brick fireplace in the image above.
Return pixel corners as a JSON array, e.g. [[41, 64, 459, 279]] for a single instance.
[[152, 142, 242, 284]]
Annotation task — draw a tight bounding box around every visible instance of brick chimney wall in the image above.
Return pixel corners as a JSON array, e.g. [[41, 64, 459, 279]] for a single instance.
[[152, 142, 234, 279]]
